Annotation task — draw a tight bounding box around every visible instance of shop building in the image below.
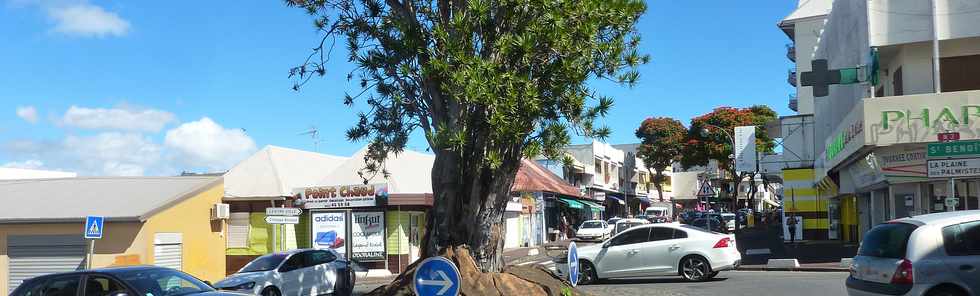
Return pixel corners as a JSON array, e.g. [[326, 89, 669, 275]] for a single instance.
[[777, 0, 980, 242], [221, 145, 348, 273], [510, 159, 583, 246], [0, 176, 227, 295]]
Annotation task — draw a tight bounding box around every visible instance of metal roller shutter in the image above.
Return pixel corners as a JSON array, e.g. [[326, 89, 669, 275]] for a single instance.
[[7, 235, 86, 292], [153, 233, 182, 270]]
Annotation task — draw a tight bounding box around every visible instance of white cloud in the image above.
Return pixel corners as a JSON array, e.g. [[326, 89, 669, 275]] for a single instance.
[[3, 132, 164, 176], [62, 105, 176, 132], [47, 2, 130, 37], [165, 117, 257, 172], [15, 106, 38, 123], [2, 159, 45, 169]]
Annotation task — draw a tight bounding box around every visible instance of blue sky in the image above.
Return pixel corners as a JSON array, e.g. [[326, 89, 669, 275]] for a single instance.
[[0, 0, 798, 176]]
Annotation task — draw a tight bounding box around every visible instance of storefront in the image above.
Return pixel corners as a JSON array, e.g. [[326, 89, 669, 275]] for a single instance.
[[824, 90, 980, 243], [511, 159, 587, 243]]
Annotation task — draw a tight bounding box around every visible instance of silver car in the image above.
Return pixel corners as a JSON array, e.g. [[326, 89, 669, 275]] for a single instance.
[[214, 249, 355, 296], [846, 210, 980, 296]]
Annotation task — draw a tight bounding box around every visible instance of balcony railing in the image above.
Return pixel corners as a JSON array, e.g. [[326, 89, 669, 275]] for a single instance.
[[787, 69, 797, 87], [786, 44, 796, 62], [789, 94, 798, 112]]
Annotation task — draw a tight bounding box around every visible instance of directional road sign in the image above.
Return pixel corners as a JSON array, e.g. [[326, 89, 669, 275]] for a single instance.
[[84, 216, 105, 239], [265, 208, 302, 216], [265, 216, 300, 224], [568, 241, 579, 287], [928, 140, 980, 157], [413, 256, 461, 296]]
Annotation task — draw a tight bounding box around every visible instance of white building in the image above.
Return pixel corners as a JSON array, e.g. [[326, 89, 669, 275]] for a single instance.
[[779, 0, 980, 243]]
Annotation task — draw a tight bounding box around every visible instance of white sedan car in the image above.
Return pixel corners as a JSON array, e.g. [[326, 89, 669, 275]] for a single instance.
[[556, 223, 741, 283], [214, 248, 355, 296], [576, 220, 612, 241]]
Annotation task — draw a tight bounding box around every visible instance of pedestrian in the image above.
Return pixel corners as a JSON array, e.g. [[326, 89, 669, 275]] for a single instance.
[[786, 216, 797, 243]]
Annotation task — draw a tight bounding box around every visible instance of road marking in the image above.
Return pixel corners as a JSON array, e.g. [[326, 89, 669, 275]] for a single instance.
[[746, 248, 771, 255]]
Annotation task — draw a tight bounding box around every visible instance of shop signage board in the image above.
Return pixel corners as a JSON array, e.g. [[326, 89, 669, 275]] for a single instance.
[[296, 183, 389, 209], [311, 211, 347, 256], [927, 140, 980, 158], [265, 208, 302, 216], [927, 158, 980, 178], [733, 126, 756, 172], [265, 216, 300, 224], [351, 212, 386, 261]]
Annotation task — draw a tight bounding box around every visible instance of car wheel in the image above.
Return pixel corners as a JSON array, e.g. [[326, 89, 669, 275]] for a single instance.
[[261, 287, 281, 296], [927, 286, 966, 296], [578, 260, 600, 285], [680, 256, 713, 282]]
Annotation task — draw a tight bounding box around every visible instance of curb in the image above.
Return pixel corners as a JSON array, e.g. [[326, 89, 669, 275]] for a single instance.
[[737, 267, 849, 272]]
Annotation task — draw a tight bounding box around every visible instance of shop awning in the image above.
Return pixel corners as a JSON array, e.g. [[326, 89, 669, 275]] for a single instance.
[[558, 198, 584, 209], [579, 200, 605, 211], [637, 197, 652, 206], [606, 195, 625, 205]]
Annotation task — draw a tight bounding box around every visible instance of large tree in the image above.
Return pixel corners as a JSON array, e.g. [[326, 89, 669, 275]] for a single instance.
[[680, 106, 777, 210], [634, 117, 686, 206], [285, 0, 647, 272]]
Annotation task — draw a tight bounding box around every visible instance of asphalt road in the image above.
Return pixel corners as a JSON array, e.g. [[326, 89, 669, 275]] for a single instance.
[[353, 270, 849, 296]]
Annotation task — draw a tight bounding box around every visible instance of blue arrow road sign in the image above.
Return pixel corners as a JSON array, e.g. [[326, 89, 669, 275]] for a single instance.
[[84, 216, 104, 239], [413, 256, 460, 296], [568, 241, 579, 287]]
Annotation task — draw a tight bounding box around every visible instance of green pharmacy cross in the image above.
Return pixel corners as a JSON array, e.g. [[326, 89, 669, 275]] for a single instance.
[[800, 59, 863, 97]]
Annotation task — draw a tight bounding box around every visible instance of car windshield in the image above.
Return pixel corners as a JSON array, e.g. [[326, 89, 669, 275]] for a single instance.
[[117, 269, 213, 296], [858, 222, 917, 259], [240, 253, 288, 272], [581, 221, 603, 229]]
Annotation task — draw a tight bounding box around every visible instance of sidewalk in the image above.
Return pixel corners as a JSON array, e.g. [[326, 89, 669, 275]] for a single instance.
[[735, 224, 856, 272]]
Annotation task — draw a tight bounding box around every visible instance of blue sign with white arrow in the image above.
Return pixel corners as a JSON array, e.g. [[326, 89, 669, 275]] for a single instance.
[[84, 216, 104, 239], [413, 256, 460, 296], [567, 241, 579, 287]]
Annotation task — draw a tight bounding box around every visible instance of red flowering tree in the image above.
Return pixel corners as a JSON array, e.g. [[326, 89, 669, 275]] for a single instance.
[[635, 117, 686, 204], [680, 105, 777, 209]]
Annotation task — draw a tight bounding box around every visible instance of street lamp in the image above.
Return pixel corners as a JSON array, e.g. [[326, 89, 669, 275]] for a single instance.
[[699, 124, 740, 231]]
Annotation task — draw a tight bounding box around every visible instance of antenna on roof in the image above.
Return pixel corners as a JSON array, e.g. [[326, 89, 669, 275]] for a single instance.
[[298, 126, 325, 152]]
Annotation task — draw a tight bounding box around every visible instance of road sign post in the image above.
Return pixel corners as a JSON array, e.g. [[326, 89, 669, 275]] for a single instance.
[[413, 256, 461, 296], [84, 216, 104, 269], [567, 241, 579, 287], [266, 208, 302, 216], [265, 216, 300, 224]]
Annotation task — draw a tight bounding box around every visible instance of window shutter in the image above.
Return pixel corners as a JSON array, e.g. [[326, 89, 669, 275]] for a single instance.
[[227, 212, 251, 248]]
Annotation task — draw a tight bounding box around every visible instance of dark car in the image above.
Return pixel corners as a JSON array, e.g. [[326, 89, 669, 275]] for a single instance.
[[647, 216, 669, 224], [9, 266, 248, 296], [689, 218, 725, 233]]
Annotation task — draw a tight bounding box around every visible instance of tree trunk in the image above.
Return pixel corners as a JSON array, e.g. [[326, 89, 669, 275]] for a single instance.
[[420, 140, 524, 273]]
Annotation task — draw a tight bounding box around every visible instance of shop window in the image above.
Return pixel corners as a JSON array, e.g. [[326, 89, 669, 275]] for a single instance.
[[227, 212, 251, 248]]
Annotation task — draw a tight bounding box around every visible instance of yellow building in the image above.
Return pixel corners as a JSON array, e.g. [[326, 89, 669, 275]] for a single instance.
[[0, 176, 227, 295]]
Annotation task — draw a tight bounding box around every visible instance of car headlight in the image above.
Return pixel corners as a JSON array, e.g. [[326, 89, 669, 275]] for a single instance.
[[226, 282, 256, 291]]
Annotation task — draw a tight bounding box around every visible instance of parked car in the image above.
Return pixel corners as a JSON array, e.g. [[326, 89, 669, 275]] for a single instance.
[[214, 248, 354, 296], [9, 266, 245, 296], [554, 223, 741, 284], [576, 220, 612, 241], [648, 216, 670, 224], [689, 217, 725, 233], [612, 218, 650, 235], [846, 210, 980, 296], [708, 213, 736, 232]]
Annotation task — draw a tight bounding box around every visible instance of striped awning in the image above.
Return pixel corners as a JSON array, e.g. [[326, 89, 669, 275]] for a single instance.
[[558, 198, 584, 209]]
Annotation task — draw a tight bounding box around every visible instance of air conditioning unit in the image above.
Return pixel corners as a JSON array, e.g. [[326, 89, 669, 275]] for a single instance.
[[211, 203, 231, 220]]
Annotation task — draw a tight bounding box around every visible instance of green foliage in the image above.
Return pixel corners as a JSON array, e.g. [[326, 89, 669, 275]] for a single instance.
[[561, 285, 573, 296], [286, 0, 648, 176], [680, 105, 778, 171]]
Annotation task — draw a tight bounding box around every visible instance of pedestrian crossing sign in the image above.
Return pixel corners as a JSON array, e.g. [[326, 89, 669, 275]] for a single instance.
[[84, 216, 104, 239], [696, 182, 715, 198]]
